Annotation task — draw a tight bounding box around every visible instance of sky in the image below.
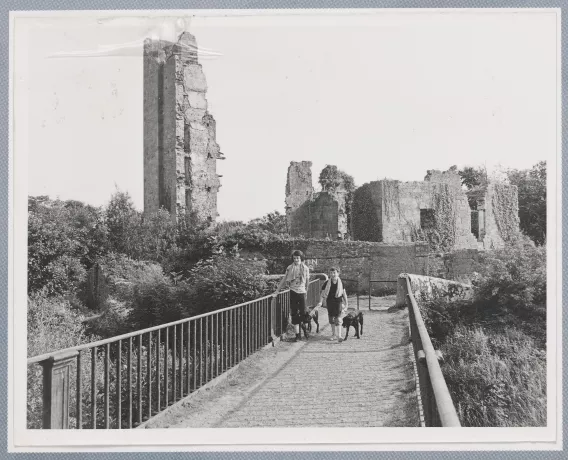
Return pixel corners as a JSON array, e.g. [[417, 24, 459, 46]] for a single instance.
[[16, 10, 558, 222]]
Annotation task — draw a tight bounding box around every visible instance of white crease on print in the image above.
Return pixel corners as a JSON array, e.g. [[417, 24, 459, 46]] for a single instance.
[[47, 16, 223, 59]]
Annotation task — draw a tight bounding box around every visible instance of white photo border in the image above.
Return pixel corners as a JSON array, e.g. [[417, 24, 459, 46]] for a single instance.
[[6, 6, 564, 454]]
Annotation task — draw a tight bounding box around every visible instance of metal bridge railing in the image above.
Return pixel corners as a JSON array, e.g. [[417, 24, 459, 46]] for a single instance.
[[27, 279, 322, 429], [401, 274, 461, 427]]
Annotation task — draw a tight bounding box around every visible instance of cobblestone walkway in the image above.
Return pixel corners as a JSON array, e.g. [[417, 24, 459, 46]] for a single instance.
[[146, 298, 419, 428]]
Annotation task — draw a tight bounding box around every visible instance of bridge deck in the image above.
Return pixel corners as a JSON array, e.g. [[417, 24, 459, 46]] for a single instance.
[[145, 297, 419, 428]]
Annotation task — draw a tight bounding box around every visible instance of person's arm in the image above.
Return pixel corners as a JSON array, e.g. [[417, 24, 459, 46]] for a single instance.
[[272, 268, 288, 297], [315, 280, 327, 308], [304, 265, 310, 293], [341, 289, 349, 312]]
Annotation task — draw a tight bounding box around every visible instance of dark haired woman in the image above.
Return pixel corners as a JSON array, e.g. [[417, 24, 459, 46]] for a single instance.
[[272, 250, 310, 342]]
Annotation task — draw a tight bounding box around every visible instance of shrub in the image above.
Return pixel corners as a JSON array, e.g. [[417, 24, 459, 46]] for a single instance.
[[416, 233, 547, 426], [28, 199, 93, 295], [182, 252, 273, 316], [27, 292, 101, 428], [441, 326, 546, 427]]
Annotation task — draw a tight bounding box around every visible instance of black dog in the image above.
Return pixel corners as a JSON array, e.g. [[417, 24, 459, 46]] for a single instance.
[[299, 308, 320, 339], [342, 311, 364, 341]]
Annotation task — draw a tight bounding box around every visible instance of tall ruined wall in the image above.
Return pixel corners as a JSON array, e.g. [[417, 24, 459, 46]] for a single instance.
[[351, 182, 382, 241], [144, 32, 223, 222], [285, 161, 313, 233], [287, 192, 340, 239]]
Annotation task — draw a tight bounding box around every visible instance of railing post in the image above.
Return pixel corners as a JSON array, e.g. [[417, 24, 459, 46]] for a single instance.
[[270, 297, 277, 345], [416, 350, 432, 426], [39, 350, 79, 429]]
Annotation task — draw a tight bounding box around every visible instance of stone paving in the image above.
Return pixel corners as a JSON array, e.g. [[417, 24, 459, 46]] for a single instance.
[[146, 297, 419, 428]]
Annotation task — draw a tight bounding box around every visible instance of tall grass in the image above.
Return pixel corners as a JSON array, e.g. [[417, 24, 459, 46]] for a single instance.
[[419, 234, 546, 427], [440, 326, 546, 427]]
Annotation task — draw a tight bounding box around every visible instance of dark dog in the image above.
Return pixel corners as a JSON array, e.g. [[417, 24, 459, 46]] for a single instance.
[[342, 311, 364, 340], [299, 308, 320, 339]]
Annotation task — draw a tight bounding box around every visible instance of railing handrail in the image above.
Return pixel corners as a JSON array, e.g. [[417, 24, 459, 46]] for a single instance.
[[404, 275, 461, 427], [28, 280, 319, 366]]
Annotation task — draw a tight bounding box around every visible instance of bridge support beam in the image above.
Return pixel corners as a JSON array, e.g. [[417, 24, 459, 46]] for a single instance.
[[39, 350, 79, 429]]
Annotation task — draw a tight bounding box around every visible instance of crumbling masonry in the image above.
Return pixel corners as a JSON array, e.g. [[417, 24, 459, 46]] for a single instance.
[[285, 162, 350, 239], [143, 32, 224, 222], [286, 163, 519, 250]]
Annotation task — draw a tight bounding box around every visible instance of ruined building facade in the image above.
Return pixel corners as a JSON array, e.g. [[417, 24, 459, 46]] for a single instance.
[[286, 162, 519, 250], [143, 32, 224, 222]]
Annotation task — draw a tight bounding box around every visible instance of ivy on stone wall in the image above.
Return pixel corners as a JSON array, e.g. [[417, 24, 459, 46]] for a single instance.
[[432, 184, 457, 252], [382, 180, 401, 222], [492, 183, 519, 242]]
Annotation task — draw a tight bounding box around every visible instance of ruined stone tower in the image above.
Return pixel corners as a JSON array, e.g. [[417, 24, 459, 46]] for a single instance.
[[285, 162, 350, 239], [285, 161, 314, 233], [143, 32, 224, 222]]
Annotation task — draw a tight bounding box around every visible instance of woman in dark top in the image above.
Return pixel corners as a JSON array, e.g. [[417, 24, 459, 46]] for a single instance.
[[315, 267, 348, 341]]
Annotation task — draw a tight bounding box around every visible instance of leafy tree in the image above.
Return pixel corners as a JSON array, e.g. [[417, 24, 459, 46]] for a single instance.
[[318, 165, 355, 193], [458, 166, 488, 190], [248, 211, 288, 234], [28, 198, 93, 294], [105, 190, 141, 257], [506, 161, 546, 246]]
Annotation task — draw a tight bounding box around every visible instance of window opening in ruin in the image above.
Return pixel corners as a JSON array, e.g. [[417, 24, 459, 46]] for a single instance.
[[471, 209, 485, 242], [420, 209, 435, 230], [471, 210, 479, 239]]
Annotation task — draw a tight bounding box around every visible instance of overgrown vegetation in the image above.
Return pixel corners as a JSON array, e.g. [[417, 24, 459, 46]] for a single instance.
[[319, 165, 356, 237], [418, 234, 546, 426], [27, 192, 289, 353], [459, 162, 546, 245]]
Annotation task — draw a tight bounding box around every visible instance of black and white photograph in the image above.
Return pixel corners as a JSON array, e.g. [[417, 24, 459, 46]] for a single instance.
[[9, 8, 561, 451]]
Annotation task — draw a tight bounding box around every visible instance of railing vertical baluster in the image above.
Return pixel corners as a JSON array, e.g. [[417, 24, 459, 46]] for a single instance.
[[147, 332, 152, 420], [221, 311, 225, 372], [117, 340, 121, 429], [206, 316, 211, 383], [193, 320, 197, 391], [263, 299, 266, 345], [186, 321, 191, 395], [137, 335, 142, 426], [209, 316, 213, 380], [239, 307, 241, 362], [91, 347, 97, 429], [173, 325, 177, 401], [228, 310, 232, 368], [247, 303, 254, 357], [234, 309, 238, 363], [216, 314, 219, 378], [255, 302, 259, 350], [76, 352, 82, 429], [199, 319, 203, 388], [157, 329, 161, 412], [240, 307, 244, 362], [179, 324, 184, 397], [104, 343, 110, 429], [128, 337, 132, 429], [232, 309, 236, 366], [165, 327, 169, 407]]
